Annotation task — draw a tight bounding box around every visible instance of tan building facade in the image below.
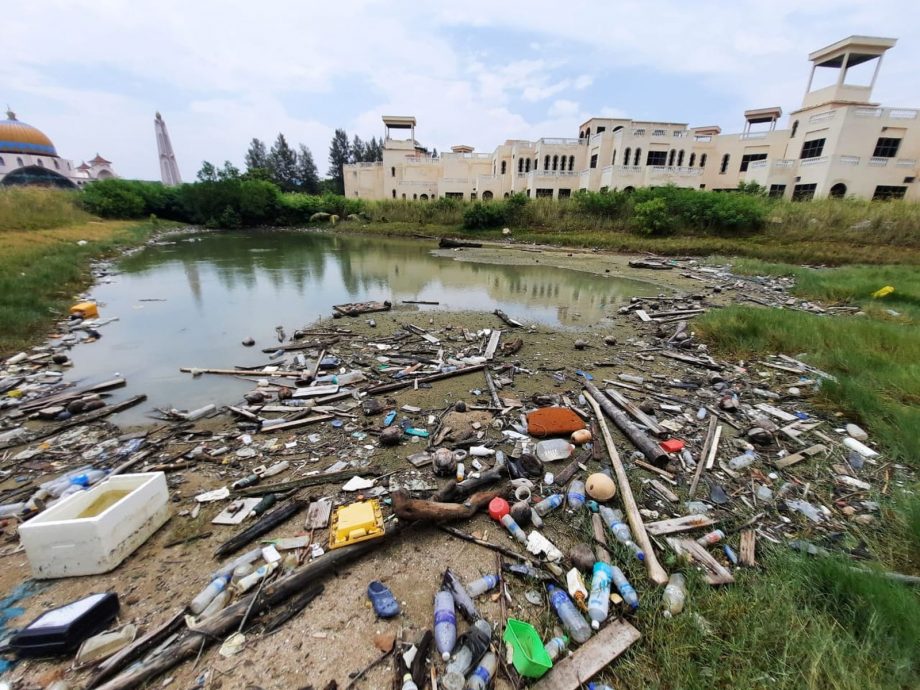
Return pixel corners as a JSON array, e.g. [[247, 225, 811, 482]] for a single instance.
[[345, 36, 918, 202]]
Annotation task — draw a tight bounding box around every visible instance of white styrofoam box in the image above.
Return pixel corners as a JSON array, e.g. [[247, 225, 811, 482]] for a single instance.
[[19, 472, 171, 579]]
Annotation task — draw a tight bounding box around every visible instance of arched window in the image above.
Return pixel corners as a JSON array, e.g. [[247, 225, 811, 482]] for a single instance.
[[569, 155, 575, 170], [37, 158, 44, 167], [611, 149, 616, 165], [623, 148, 631, 166], [689, 152, 696, 167], [482, 191, 494, 200], [0, 156, 4, 167], [585, 128, 591, 138], [518, 158, 523, 173], [677, 150, 684, 166], [401, 193, 406, 199], [413, 193, 417, 200], [668, 150, 676, 166], [791, 120, 799, 138], [53, 159, 60, 170], [700, 153, 707, 168], [533, 158, 537, 171], [392, 189, 396, 198], [634, 148, 641, 166], [720, 154, 730, 174], [391, 167, 396, 177], [560, 156, 566, 171], [544, 155, 550, 170], [552, 155, 559, 171], [16, 157, 24, 167], [829, 183, 847, 198], [501, 160, 507, 174], [525, 159, 531, 172], [420, 194, 428, 200]]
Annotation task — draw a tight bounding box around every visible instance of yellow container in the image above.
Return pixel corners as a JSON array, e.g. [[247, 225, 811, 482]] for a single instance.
[[70, 302, 99, 318], [329, 500, 385, 550]]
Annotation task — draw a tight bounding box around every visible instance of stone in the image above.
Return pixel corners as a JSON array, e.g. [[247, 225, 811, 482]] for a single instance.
[[846, 423, 868, 441], [241, 337, 255, 347], [747, 427, 773, 446], [374, 632, 396, 653], [379, 426, 403, 446], [603, 335, 617, 346], [574, 339, 588, 350]]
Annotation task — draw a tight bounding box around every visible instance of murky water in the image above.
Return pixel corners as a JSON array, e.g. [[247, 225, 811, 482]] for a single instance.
[[63, 230, 657, 425]]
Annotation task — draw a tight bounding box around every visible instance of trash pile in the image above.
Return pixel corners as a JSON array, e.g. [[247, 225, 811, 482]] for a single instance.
[[0, 258, 907, 689]]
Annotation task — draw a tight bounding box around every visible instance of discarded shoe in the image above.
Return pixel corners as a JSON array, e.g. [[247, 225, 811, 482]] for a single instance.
[[367, 580, 400, 618]]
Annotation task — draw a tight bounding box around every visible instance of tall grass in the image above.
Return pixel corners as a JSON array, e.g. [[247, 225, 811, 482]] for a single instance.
[[0, 187, 90, 230]]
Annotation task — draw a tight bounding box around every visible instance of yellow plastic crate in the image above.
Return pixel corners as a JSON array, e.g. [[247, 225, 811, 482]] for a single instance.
[[328, 500, 385, 550], [70, 302, 99, 318]]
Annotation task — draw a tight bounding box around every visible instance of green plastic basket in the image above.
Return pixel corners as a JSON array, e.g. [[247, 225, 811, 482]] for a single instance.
[[503, 618, 552, 678]]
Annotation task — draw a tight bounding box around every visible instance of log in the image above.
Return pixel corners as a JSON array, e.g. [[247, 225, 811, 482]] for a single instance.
[[439, 526, 529, 562], [583, 381, 667, 465], [257, 414, 334, 432], [391, 489, 499, 522], [494, 309, 522, 328], [439, 237, 482, 249], [94, 529, 399, 690], [214, 500, 307, 558], [667, 537, 734, 585], [180, 367, 304, 377], [17, 376, 127, 412], [484, 370, 502, 409], [602, 387, 663, 436], [646, 514, 716, 536], [658, 350, 721, 370], [364, 363, 486, 396], [86, 611, 185, 688], [585, 387, 668, 586]]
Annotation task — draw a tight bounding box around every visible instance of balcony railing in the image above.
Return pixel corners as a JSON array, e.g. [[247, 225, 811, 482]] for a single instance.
[[808, 110, 837, 123], [896, 158, 918, 168], [747, 160, 769, 170], [854, 107, 919, 119], [614, 165, 643, 174], [400, 180, 435, 186], [538, 137, 580, 146], [354, 161, 382, 167], [441, 177, 470, 183], [838, 155, 860, 165], [694, 135, 712, 142], [868, 157, 889, 167], [649, 166, 703, 176], [739, 132, 768, 140], [440, 152, 491, 159], [800, 156, 828, 167], [774, 159, 796, 168]]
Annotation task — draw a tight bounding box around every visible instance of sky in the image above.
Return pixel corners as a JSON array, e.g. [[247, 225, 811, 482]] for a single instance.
[[4, 1, 919, 181]]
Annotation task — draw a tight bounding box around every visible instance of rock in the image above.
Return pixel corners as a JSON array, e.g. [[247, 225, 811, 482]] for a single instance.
[[309, 212, 331, 223], [363, 398, 384, 416], [379, 425, 403, 446], [570, 429, 592, 445], [66, 399, 86, 414], [37, 406, 65, 420], [347, 213, 362, 222], [787, 386, 802, 397], [510, 501, 531, 526], [241, 337, 255, 347], [568, 543, 595, 571], [432, 448, 455, 477], [851, 514, 875, 525], [573, 339, 588, 350], [639, 401, 655, 415], [52, 354, 69, 365], [709, 483, 729, 505], [244, 391, 265, 405], [585, 473, 616, 501], [518, 453, 543, 477], [374, 632, 396, 653], [454, 400, 467, 413], [846, 423, 868, 441], [719, 396, 738, 412], [603, 335, 617, 346], [747, 427, 773, 446]]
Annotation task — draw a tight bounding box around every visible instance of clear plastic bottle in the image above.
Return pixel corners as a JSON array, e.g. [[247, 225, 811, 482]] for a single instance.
[[199, 589, 229, 619], [543, 635, 569, 662], [465, 651, 497, 690], [547, 584, 592, 643], [587, 684, 615, 690], [567, 568, 588, 609], [662, 573, 687, 618], [535, 439, 574, 463], [444, 619, 491, 690], [455, 462, 465, 482], [466, 574, 499, 597], [566, 480, 586, 510], [598, 506, 645, 561], [190, 576, 228, 615], [728, 450, 757, 471], [611, 566, 639, 611], [434, 590, 457, 660], [234, 561, 278, 593], [587, 562, 613, 630], [443, 569, 479, 623], [533, 493, 564, 516], [695, 529, 725, 546], [212, 547, 262, 582], [401, 673, 419, 690], [500, 514, 528, 544]]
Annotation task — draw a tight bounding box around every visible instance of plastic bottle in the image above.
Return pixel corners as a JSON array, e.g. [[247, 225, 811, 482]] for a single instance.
[[696, 529, 725, 546], [434, 590, 457, 660], [190, 576, 229, 615], [543, 635, 569, 662], [443, 569, 479, 622], [587, 684, 616, 690], [566, 479, 586, 510], [401, 674, 419, 690], [598, 506, 645, 561], [728, 450, 757, 471], [200, 589, 229, 619], [500, 514, 528, 544], [455, 462, 465, 482], [588, 562, 613, 630], [212, 547, 262, 582], [535, 439, 574, 463], [611, 566, 639, 611], [618, 373, 644, 385], [469, 446, 495, 457], [335, 371, 366, 385], [465, 651, 497, 690], [0, 502, 26, 518], [696, 407, 708, 420], [567, 568, 588, 609], [662, 573, 687, 618], [533, 493, 564, 516], [235, 561, 278, 593], [443, 619, 491, 690], [466, 574, 499, 598], [547, 584, 592, 643]]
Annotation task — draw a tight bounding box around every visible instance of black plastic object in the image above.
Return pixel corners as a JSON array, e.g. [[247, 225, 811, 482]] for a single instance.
[[10, 591, 119, 657]]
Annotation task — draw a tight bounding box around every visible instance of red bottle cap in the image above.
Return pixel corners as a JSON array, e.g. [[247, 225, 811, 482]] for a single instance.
[[488, 497, 510, 522]]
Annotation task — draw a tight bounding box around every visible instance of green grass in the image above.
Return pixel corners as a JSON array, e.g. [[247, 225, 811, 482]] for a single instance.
[[0, 187, 91, 230]]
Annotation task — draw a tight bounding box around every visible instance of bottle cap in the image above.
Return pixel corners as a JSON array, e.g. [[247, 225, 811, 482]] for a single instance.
[[591, 620, 600, 630]]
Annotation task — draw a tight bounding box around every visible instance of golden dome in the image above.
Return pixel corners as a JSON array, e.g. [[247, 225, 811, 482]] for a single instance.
[[0, 110, 58, 157]]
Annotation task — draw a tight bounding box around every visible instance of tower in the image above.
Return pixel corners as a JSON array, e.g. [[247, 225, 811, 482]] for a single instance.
[[801, 36, 896, 110], [154, 112, 182, 186]]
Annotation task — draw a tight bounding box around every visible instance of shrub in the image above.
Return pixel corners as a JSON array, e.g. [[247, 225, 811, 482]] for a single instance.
[[239, 180, 280, 225], [573, 189, 629, 218], [463, 201, 507, 229], [81, 179, 146, 218], [633, 197, 676, 235]]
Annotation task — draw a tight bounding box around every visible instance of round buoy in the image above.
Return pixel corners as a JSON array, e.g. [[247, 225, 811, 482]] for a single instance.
[[585, 472, 617, 501]]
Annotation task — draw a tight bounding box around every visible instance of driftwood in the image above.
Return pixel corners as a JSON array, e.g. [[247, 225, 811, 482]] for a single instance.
[[17, 376, 126, 413], [235, 468, 376, 497], [501, 337, 523, 355], [494, 309, 522, 328], [365, 363, 487, 396], [214, 500, 307, 558], [94, 528, 400, 690], [603, 387, 663, 436], [439, 237, 482, 249], [439, 526, 529, 562], [628, 260, 672, 270], [484, 370, 502, 408], [432, 466, 504, 503], [391, 489, 499, 522], [333, 300, 392, 317], [583, 381, 667, 465]]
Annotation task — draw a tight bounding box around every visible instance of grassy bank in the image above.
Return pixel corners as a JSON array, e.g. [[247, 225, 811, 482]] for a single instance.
[[0, 187, 91, 231], [0, 218, 155, 356]]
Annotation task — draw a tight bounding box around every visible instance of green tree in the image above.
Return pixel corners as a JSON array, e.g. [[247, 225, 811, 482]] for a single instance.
[[218, 160, 240, 181], [296, 144, 320, 193], [245, 138, 268, 171], [196, 161, 218, 182], [327, 128, 351, 194], [351, 135, 365, 164], [268, 133, 298, 192]]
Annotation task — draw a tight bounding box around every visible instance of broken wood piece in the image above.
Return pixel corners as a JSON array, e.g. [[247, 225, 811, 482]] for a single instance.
[[603, 387, 663, 436], [304, 497, 333, 529], [667, 537, 734, 585], [493, 309, 522, 328], [214, 500, 307, 558], [774, 444, 828, 469], [635, 309, 652, 322], [235, 468, 378, 497], [392, 489, 501, 522], [658, 350, 722, 370], [739, 529, 757, 566], [704, 424, 723, 470], [649, 479, 679, 502], [646, 514, 716, 536], [484, 329, 502, 360], [530, 619, 641, 690], [364, 363, 487, 396], [584, 380, 667, 465], [257, 414, 335, 432], [591, 513, 610, 564], [755, 403, 797, 422]]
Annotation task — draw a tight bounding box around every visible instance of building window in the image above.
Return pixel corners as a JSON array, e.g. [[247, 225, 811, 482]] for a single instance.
[[391, 167, 396, 177], [668, 150, 676, 166], [36, 158, 44, 167], [392, 189, 396, 198], [623, 148, 631, 166], [536, 188, 553, 198], [53, 159, 60, 169], [720, 154, 730, 174], [633, 148, 641, 166], [677, 150, 685, 166], [558, 188, 571, 199], [544, 155, 550, 170], [792, 183, 817, 201], [646, 150, 667, 166], [596, 127, 605, 134], [482, 191, 493, 200], [872, 137, 901, 158], [689, 152, 696, 167], [16, 157, 24, 167], [700, 153, 707, 168], [501, 161, 507, 174], [533, 158, 537, 171], [552, 155, 559, 171], [611, 149, 617, 165], [633, 128, 646, 136], [413, 193, 418, 200], [769, 184, 786, 198], [791, 120, 799, 138], [590, 154, 598, 169], [445, 192, 464, 199], [525, 159, 531, 172], [401, 193, 406, 199], [873, 185, 907, 200], [652, 129, 666, 137], [518, 158, 523, 173], [800, 138, 826, 159], [829, 183, 847, 198], [569, 155, 575, 170], [739, 153, 767, 171]]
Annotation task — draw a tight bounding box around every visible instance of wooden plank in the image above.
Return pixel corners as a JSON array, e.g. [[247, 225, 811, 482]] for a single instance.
[[646, 514, 716, 536], [705, 425, 723, 470], [649, 479, 679, 502], [603, 387, 663, 435], [635, 309, 652, 322], [774, 443, 828, 469], [304, 497, 333, 529], [658, 350, 722, 371], [755, 403, 797, 422], [739, 529, 757, 567], [484, 329, 502, 360], [530, 619, 641, 690], [180, 367, 303, 377], [688, 416, 717, 499], [667, 537, 735, 585]]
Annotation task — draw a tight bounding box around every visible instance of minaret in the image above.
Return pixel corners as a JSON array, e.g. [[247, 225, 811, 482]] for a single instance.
[[154, 112, 182, 186]]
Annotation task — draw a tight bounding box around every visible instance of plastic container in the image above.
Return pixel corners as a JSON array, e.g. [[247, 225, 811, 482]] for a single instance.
[[547, 584, 592, 643], [533, 493, 564, 516], [10, 591, 118, 657], [443, 569, 479, 622], [662, 573, 687, 618], [466, 574, 499, 598], [18, 473, 170, 579], [535, 439, 574, 463], [401, 674, 419, 690], [728, 450, 757, 471], [588, 562, 613, 630], [488, 497, 510, 521], [566, 480, 586, 510], [466, 651, 497, 690], [566, 568, 588, 608], [69, 302, 99, 318], [598, 505, 644, 561], [434, 590, 457, 660], [543, 635, 568, 662], [190, 576, 229, 615], [212, 547, 262, 582], [503, 619, 552, 678], [696, 529, 725, 546]]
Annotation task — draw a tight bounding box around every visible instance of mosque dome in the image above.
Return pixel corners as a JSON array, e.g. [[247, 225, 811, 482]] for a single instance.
[[0, 110, 58, 157]]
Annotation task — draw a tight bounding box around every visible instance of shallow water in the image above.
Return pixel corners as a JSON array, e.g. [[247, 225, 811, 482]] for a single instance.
[[63, 230, 657, 425]]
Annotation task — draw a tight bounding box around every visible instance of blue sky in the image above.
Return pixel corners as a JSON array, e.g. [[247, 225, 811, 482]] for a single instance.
[[4, 1, 919, 180]]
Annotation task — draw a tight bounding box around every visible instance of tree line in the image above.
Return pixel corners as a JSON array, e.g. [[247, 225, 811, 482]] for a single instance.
[[197, 128, 385, 196]]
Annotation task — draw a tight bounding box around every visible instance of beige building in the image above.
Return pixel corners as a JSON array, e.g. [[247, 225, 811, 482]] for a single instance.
[[345, 36, 918, 202]]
